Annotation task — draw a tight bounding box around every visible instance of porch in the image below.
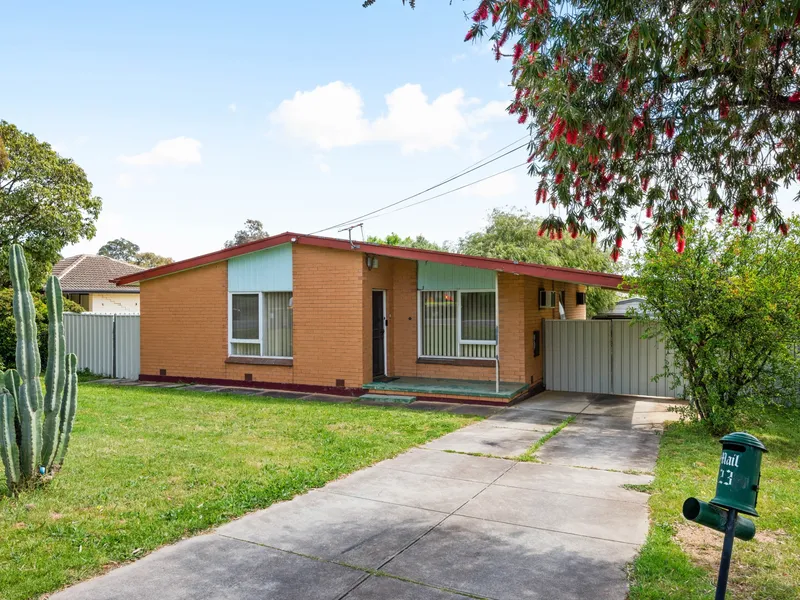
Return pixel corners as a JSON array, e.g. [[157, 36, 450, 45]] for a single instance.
[[363, 376, 530, 404]]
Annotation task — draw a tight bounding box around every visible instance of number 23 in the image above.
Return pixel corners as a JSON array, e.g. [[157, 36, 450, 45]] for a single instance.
[[718, 469, 733, 486]]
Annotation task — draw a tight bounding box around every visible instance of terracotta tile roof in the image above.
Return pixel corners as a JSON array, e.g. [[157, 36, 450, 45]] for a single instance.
[[53, 255, 144, 293]]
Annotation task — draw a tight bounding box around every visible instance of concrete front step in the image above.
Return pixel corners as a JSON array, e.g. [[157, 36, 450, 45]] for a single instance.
[[358, 393, 416, 404]]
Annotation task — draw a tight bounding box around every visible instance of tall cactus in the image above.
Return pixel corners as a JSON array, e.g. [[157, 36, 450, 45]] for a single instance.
[[10, 244, 44, 480], [41, 276, 66, 469], [0, 244, 79, 495]]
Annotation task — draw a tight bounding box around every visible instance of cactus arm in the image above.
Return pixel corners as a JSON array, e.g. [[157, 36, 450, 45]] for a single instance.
[[55, 354, 78, 466], [4, 370, 22, 452], [1, 391, 20, 494], [10, 245, 42, 387], [41, 276, 66, 470], [9, 245, 44, 479]]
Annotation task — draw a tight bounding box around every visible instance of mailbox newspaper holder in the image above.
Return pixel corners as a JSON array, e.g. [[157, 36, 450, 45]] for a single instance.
[[683, 432, 767, 600], [710, 432, 767, 517]]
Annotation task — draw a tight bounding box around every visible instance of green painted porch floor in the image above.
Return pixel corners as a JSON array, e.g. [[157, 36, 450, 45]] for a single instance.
[[363, 376, 528, 399]]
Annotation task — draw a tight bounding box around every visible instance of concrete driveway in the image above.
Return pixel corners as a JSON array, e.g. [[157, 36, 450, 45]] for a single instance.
[[52, 392, 678, 600]]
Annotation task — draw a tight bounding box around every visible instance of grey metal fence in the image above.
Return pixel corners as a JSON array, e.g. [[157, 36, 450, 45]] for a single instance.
[[63, 313, 140, 379]]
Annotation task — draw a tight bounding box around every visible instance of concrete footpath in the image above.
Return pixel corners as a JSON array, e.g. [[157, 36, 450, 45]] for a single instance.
[[52, 391, 679, 600]]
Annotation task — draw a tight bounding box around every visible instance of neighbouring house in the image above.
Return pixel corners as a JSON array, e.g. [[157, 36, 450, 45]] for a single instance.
[[112, 233, 623, 404], [593, 297, 646, 320], [54, 254, 144, 314]]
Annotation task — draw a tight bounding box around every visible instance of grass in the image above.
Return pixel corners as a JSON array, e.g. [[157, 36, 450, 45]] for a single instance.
[[629, 407, 800, 600], [517, 415, 575, 462], [0, 384, 477, 600]]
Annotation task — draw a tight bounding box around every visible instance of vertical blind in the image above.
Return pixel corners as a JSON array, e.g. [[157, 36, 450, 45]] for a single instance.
[[262, 292, 293, 357], [421, 290, 496, 358]]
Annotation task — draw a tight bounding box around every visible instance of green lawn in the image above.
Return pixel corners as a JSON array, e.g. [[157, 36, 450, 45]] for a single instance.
[[629, 407, 800, 600], [0, 385, 477, 600]]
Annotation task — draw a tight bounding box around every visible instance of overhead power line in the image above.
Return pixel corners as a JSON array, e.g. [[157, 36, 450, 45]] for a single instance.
[[356, 161, 528, 225], [309, 136, 531, 235]]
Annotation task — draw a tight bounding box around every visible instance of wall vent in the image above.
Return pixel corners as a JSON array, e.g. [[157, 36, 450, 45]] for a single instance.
[[244, 373, 253, 382], [159, 369, 167, 376], [336, 379, 345, 387]]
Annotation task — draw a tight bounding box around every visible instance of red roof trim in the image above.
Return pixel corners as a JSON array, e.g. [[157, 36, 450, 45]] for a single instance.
[[112, 231, 624, 290]]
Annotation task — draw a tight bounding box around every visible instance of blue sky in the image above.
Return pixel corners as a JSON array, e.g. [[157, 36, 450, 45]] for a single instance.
[[6, 1, 797, 260]]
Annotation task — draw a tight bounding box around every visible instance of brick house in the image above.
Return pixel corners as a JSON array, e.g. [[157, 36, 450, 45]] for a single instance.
[[113, 233, 622, 404]]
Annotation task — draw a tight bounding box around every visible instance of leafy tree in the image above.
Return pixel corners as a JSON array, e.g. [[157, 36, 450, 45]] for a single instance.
[[134, 251, 173, 268], [98, 238, 140, 262], [225, 219, 268, 248], [369, 1, 798, 260], [629, 218, 800, 434], [97, 238, 173, 268], [0, 121, 102, 288], [367, 232, 443, 250], [455, 209, 617, 316]]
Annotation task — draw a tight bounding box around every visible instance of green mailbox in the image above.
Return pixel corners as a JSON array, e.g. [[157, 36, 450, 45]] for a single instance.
[[710, 432, 767, 517]]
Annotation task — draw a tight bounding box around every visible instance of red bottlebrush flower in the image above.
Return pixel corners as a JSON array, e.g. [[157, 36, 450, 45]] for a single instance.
[[518, 110, 528, 124], [589, 62, 605, 83], [610, 247, 621, 263], [548, 147, 558, 160], [613, 147, 623, 160], [519, 0, 530, 8], [527, 154, 535, 163], [647, 132, 655, 150], [631, 115, 644, 132], [538, 0, 549, 15], [549, 230, 556, 240], [540, 187, 548, 204], [464, 29, 475, 42], [555, 171, 565, 185], [618, 78, 630, 93], [570, 160, 578, 173], [749, 210, 757, 223], [732, 216, 740, 227], [719, 97, 730, 119], [756, 186, 763, 197], [513, 43, 523, 63], [676, 237, 686, 254], [672, 152, 682, 167], [491, 3, 500, 25], [574, 176, 582, 189], [746, 223, 753, 233], [531, 41, 541, 53], [585, 198, 593, 208], [565, 129, 579, 145], [779, 222, 789, 235], [587, 153, 599, 165], [549, 117, 566, 141], [664, 119, 675, 139], [641, 176, 649, 192], [538, 226, 546, 237], [634, 225, 643, 240], [495, 45, 502, 61], [615, 235, 624, 249], [557, 229, 564, 240], [716, 213, 723, 225], [570, 227, 579, 239], [596, 124, 607, 141], [646, 205, 653, 218], [670, 188, 679, 202], [789, 91, 800, 102]]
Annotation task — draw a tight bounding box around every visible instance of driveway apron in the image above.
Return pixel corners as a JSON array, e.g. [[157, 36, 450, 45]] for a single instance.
[[52, 392, 675, 600]]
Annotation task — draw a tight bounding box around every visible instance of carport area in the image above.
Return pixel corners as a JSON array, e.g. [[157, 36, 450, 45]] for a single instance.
[[52, 392, 681, 600]]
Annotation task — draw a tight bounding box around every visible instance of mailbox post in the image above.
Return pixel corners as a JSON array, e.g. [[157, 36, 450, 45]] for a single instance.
[[683, 432, 767, 600]]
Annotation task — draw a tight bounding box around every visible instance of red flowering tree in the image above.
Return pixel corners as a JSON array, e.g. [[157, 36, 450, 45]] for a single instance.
[[369, 0, 800, 260]]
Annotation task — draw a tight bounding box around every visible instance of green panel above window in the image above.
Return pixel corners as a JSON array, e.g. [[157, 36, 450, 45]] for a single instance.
[[228, 244, 292, 292], [417, 261, 496, 291]]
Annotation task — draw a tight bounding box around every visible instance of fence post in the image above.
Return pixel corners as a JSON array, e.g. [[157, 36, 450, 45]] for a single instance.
[[112, 315, 117, 379]]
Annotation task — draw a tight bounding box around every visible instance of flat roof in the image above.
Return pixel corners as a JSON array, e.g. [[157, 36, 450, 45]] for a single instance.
[[112, 232, 624, 290]]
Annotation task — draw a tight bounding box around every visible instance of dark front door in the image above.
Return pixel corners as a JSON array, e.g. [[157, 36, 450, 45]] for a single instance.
[[372, 291, 386, 378]]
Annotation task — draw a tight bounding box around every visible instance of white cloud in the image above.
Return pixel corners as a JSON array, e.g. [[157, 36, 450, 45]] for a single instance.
[[228, 103, 237, 112], [452, 53, 467, 63], [119, 137, 202, 166], [468, 100, 508, 125], [116, 173, 134, 188], [464, 171, 519, 198], [269, 81, 508, 155], [318, 162, 331, 174]]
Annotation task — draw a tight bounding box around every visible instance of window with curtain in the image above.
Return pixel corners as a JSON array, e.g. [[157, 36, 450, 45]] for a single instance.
[[230, 292, 293, 357], [420, 290, 496, 359]]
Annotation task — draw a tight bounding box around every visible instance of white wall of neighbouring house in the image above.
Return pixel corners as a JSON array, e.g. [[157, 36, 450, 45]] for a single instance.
[[88, 293, 141, 314]]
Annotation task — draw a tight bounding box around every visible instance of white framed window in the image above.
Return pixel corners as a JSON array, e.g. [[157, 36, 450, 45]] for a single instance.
[[418, 289, 497, 359], [539, 289, 557, 309], [229, 292, 293, 358]]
